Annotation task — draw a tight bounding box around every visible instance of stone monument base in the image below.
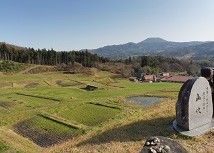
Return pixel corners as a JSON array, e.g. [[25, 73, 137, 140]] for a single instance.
[[173, 118, 214, 137]]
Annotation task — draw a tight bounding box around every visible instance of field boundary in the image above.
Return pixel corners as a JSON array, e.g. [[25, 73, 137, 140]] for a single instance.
[[0, 105, 10, 111], [88, 102, 121, 110], [38, 113, 87, 130], [16, 93, 60, 102], [43, 80, 52, 86], [92, 79, 125, 89], [56, 80, 84, 87], [66, 78, 86, 85]]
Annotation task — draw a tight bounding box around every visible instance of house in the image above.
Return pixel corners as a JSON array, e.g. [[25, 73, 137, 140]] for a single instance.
[[160, 72, 170, 77], [142, 75, 157, 82]]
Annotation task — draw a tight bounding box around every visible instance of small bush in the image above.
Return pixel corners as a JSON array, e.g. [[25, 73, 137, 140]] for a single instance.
[[0, 60, 23, 72]]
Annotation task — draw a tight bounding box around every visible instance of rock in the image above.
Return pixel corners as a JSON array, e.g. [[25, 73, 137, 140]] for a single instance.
[[140, 136, 187, 153]]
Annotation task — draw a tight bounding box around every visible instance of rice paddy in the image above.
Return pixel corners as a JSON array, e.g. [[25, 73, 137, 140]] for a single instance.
[[0, 69, 213, 153]]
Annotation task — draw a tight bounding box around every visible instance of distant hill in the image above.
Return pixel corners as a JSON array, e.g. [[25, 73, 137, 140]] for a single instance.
[[89, 38, 207, 59], [158, 41, 214, 59], [0, 42, 26, 50]]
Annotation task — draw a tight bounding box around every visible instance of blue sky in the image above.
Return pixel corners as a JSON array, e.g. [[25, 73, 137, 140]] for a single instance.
[[0, 0, 214, 50]]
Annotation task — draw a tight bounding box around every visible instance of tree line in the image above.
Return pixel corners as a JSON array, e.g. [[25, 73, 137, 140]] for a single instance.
[[97, 55, 213, 77], [1, 42, 213, 77], [127, 56, 214, 76], [0, 43, 109, 67]]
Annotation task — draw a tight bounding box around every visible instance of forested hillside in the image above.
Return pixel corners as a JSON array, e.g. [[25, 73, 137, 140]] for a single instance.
[[0, 43, 109, 67], [158, 41, 214, 59]]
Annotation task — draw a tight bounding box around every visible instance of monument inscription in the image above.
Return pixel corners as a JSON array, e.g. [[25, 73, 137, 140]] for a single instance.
[[187, 77, 212, 130]]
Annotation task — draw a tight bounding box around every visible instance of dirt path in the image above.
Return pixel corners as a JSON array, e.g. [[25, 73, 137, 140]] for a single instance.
[[17, 65, 42, 75]]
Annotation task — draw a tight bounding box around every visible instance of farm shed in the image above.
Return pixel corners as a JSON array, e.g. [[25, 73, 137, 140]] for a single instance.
[[85, 84, 99, 91]]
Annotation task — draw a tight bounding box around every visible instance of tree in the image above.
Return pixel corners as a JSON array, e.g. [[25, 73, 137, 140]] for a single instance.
[[142, 66, 152, 74]]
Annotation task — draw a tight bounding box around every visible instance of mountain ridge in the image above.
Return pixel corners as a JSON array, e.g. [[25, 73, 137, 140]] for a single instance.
[[90, 37, 208, 59], [1, 38, 214, 60]]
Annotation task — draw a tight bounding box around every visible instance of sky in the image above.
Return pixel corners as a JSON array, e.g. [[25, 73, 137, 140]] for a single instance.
[[0, 0, 214, 51]]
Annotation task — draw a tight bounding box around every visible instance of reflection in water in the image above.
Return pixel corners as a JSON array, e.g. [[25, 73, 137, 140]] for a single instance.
[[126, 96, 163, 105]]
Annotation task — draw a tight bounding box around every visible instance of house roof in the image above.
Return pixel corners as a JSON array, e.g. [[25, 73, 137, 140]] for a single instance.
[[160, 76, 193, 83], [143, 75, 154, 80]]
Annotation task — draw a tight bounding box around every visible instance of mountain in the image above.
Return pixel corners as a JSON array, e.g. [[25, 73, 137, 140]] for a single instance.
[[90, 37, 206, 59], [158, 41, 214, 59]]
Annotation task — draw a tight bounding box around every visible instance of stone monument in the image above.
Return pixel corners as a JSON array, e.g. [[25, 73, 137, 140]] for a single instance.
[[173, 77, 214, 136]]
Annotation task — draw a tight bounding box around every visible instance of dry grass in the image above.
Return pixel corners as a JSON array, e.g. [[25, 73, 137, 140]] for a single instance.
[[47, 99, 214, 153], [0, 127, 42, 153], [47, 100, 174, 152]]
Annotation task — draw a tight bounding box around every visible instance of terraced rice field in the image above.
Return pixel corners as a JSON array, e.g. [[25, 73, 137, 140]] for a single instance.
[[55, 103, 121, 126], [1, 69, 213, 153], [0, 71, 135, 152]]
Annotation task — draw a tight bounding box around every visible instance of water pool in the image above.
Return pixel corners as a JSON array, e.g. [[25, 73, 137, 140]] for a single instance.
[[126, 96, 164, 105]]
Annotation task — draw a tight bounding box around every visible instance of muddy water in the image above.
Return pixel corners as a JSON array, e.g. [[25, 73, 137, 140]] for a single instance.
[[126, 96, 163, 105]]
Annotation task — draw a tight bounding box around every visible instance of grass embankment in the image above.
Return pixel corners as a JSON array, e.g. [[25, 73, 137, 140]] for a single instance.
[[0, 67, 213, 152]]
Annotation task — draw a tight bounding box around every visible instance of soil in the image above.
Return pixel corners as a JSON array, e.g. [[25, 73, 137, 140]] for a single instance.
[[0, 101, 15, 109], [24, 83, 39, 88], [56, 80, 82, 87], [13, 119, 76, 147]]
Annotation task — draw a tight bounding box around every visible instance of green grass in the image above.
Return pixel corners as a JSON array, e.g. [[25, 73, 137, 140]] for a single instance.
[[56, 79, 83, 87], [0, 72, 181, 128], [56, 103, 121, 126], [0, 141, 10, 152], [0, 93, 58, 112], [0, 69, 185, 152], [28, 116, 83, 135]]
